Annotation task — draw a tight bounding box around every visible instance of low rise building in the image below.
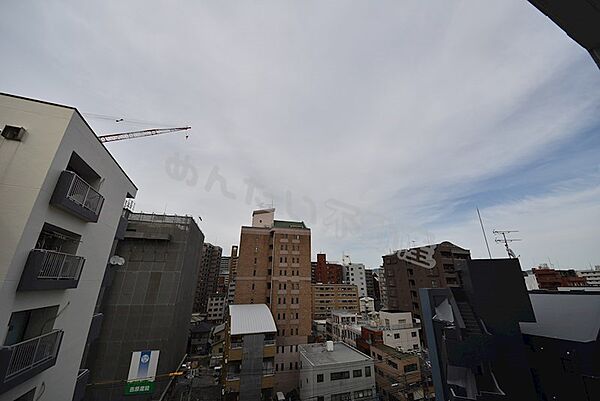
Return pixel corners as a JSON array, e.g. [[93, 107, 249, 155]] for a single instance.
[[577, 265, 600, 286], [370, 344, 430, 401], [532, 265, 587, 290], [313, 284, 360, 320], [223, 304, 277, 401], [299, 341, 375, 401]]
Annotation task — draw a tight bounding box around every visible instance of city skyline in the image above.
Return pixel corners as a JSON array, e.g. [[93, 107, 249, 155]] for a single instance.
[[1, 1, 599, 269]]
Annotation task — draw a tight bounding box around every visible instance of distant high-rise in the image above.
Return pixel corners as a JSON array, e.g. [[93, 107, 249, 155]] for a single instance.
[[234, 209, 312, 393], [382, 242, 470, 320], [217, 255, 231, 294], [193, 243, 222, 313], [227, 245, 239, 303], [313, 253, 344, 284], [86, 213, 204, 401], [342, 256, 368, 298]]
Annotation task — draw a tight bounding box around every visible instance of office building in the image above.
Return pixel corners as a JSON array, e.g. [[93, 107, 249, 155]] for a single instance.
[[194, 243, 223, 314], [227, 245, 239, 303], [234, 208, 312, 393], [0, 93, 137, 401], [532, 265, 587, 290], [382, 242, 470, 320], [359, 297, 375, 315], [577, 265, 600, 286], [313, 253, 344, 284], [342, 256, 368, 298], [312, 284, 360, 320], [85, 213, 204, 401], [223, 304, 276, 401], [298, 341, 376, 401]]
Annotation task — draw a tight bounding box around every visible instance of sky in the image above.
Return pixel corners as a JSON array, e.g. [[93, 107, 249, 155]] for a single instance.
[[1, 1, 599, 269]]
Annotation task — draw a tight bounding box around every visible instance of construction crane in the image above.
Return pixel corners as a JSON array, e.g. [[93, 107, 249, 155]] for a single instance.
[[98, 126, 191, 143]]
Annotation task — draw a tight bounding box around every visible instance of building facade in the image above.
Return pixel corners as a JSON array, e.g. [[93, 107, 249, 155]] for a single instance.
[[577, 265, 600, 286], [312, 284, 360, 320], [227, 245, 239, 304], [0, 94, 137, 401], [234, 209, 312, 393], [299, 341, 376, 401], [194, 243, 223, 314], [218, 255, 231, 294], [342, 256, 368, 298], [532, 265, 587, 290], [206, 293, 228, 323], [85, 213, 204, 401], [382, 242, 470, 320], [223, 304, 277, 401], [313, 253, 344, 284]]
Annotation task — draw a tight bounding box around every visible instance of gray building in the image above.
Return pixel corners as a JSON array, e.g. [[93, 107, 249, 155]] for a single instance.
[[85, 213, 204, 401], [193, 243, 222, 314], [0, 93, 137, 401], [299, 341, 375, 401]]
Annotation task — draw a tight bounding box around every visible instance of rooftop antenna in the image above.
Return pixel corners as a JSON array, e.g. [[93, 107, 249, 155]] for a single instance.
[[493, 230, 521, 259], [476, 207, 492, 259]]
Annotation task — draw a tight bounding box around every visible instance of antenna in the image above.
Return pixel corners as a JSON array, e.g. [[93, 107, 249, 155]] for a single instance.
[[493, 230, 521, 259], [476, 207, 492, 259]]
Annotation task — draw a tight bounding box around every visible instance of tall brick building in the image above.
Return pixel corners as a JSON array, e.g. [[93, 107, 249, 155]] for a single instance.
[[382, 241, 470, 320], [234, 209, 312, 393], [193, 243, 222, 314]]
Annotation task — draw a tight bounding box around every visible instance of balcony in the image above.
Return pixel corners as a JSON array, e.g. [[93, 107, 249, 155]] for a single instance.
[[18, 249, 85, 291], [264, 339, 276, 346], [0, 330, 63, 394], [50, 170, 104, 223]]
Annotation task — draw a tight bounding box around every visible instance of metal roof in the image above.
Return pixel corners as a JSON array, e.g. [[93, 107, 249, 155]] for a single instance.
[[519, 292, 600, 342], [229, 304, 277, 335]]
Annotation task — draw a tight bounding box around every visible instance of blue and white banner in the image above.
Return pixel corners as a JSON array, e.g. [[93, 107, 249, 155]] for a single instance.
[[127, 350, 160, 382]]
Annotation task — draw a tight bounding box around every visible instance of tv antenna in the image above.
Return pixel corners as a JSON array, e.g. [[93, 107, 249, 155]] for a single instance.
[[493, 230, 521, 259]]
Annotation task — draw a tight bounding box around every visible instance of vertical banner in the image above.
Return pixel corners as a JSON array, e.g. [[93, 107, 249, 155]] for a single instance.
[[125, 350, 160, 395]]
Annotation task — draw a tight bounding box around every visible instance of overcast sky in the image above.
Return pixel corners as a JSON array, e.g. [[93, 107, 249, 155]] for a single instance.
[[2, 1, 599, 269]]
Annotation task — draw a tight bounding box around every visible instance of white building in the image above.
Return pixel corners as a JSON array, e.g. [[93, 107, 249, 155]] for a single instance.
[[299, 341, 375, 401], [342, 255, 367, 298], [206, 293, 227, 322], [523, 270, 539, 290], [0, 93, 137, 400], [577, 266, 600, 287], [328, 310, 421, 352], [359, 297, 375, 315]]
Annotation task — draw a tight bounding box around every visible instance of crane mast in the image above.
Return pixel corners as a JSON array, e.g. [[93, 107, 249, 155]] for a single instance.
[[99, 126, 191, 143]]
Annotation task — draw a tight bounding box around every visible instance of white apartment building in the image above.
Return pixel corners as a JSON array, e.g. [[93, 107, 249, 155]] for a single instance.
[[0, 93, 137, 401], [299, 341, 375, 401], [577, 266, 600, 287], [342, 256, 367, 298], [328, 310, 421, 352]]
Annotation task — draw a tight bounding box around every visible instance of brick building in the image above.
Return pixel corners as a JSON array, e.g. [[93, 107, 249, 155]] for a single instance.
[[312, 284, 360, 320], [234, 209, 312, 393], [532, 266, 587, 290], [312, 253, 344, 284]]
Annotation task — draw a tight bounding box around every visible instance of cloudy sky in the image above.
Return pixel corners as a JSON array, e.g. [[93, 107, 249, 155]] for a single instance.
[[2, 1, 599, 269]]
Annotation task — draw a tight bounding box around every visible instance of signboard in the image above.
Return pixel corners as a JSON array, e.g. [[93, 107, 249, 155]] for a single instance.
[[125, 350, 160, 396]]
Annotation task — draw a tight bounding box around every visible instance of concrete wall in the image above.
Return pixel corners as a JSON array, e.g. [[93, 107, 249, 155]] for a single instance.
[[0, 94, 136, 400]]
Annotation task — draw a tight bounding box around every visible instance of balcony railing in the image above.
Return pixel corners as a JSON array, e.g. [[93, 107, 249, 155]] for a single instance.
[[0, 330, 63, 394], [18, 249, 85, 291], [264, 339, 276, 346], [231, 342, 243, 349], [50, 170, 104, 222]]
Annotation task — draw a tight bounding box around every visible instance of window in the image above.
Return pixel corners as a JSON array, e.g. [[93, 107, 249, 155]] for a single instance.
[[251, 283, 255, 290], [317, 374, 324, 383], [1, 125, 26, 141], [411, 331, 417, 337], [253, 270, 256, 276], [330, 371, 350, 381], [404, 363, 418, 373], [353, 369, 362, 377], [354, 389, 373, 400], [331, 392, 351, 401], [394, 333, 400, 339], [317, 398, 324, 401], [365, 366, 371, 377]]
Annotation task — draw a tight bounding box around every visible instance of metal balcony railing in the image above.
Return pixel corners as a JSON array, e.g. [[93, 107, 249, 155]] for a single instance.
[[35, 249, 85, 280], [65, 171, 104, 214], [263, 339, 276, 346], [4, 330, 63, 380]]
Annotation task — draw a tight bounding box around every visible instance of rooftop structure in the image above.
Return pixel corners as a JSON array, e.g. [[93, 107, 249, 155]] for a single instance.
[[229, 304, 277, 335]]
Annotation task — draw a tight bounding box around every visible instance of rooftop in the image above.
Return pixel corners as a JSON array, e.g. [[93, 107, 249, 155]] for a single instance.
[[273, 220, 308, 229], [300, 342, 371, 366], [372, 344, 418, 361], [229, 304, 277, 335], [519, 292, 600, 342]]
